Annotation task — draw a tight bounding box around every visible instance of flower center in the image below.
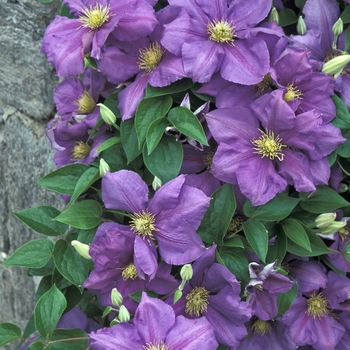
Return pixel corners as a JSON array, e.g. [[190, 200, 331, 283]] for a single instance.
[[203, 151, 215, 169], [130, 211, 156, 238], [71, 141, 91, 160], [338, 226, 350, 241], [306, 292, 330, 319], [122, 263, 138, 280], [255, 73, 272, 95], [75, 91, 96, 114], [143, 342, 170, 350], [138, 42, 165, 74], [185, 286, 210, 317], [251, 129, 286, 161], [78, 3, 111, 29], [283, 83, 303, 102], [207, 19, 236, 44], [251, 319, 271, 336], [226, 215, 243, 237]]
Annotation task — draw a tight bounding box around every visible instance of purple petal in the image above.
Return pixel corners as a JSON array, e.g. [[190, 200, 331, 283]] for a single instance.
[[134, 236, 158, 280]]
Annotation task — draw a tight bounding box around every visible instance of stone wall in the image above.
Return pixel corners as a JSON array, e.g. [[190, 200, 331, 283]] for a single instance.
[[0, 0, 62, 348]]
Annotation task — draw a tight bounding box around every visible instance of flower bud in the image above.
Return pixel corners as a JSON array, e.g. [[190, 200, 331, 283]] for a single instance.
[[315, 212, 337, 229], [322, 54, 350, 78], [173, 289, 182, 304], [332, 18, 343, 36], [152, 176, 162, 191], [318, 221, 347, 235], [97, 103, 116, 125], [268, 7, 279, 24], [180, 264, 193, 282], [296, 16, 307, 35], [99, 158, 110, 177], [118, 305, 130, 323], [71, 240, 91, 260], [111, 288, 123, 307], [338, 183, 349, 193]]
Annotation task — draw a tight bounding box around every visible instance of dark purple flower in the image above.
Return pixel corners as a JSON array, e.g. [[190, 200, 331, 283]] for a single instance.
[[168, 245, 252, 348], [101, 170, 209, 276], [89, 292, 218, 349]]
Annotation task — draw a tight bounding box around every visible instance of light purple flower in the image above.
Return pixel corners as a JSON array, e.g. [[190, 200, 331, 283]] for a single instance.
[[89, 292, 218, 350]]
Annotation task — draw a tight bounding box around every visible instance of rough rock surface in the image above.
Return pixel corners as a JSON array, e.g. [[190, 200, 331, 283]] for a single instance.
[[0, 0, 63, 348]]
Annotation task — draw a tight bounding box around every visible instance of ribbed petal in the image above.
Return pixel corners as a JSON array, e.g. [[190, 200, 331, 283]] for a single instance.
[[134, 236, 158, 280]]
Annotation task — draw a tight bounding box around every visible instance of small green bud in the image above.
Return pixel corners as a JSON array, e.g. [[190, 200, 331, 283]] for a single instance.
[[322, 54, 350, 78], [99, 158, 110, 177], [338, 183, 349, 193], [110, 317, 119, 326], [268, 7, 279, 24], [332, 18, 343, 36], [118, 305, 130, 323], [180, 264, 193, 281], [318, 221, 347, 235], [97, 103, 117, 125], [173, 289, 182, 304], [111, 288, 123, 307], [315, 212, 336, 229], [296, 16, 307, 35], [71, 240, 91, 260], [152, 176, 162, 191]]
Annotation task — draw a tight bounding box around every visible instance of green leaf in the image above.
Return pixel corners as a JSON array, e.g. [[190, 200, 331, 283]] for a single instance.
[[341, 5, 350, 24], [279, 8, 298, 26], [68, 167, 100, 206], [299, 185, 350, 213], [143, 136, 183, 183], [266, 227, 287, 264], [295, 0, 306, 9], [27, 341, 46, 350], [95, 136, 121, 155], [59, 4, 74, 18], [223, 235, 244, 248], [28, 258, 55, 277], [243, 218, 269, 263], [276, 283, 298, 317], [146, 118, 169, 155], [332, 94, 350, 130], [53, 200, 102, 229], [120, 118, 142, 164], [47, 329, 88, 350], [338, 157, 350, 176], [328, 150, 338, 166], [13, 206, 68, 237], [197, 184, 236, 245], [23, 314, 36, 339], [287, 225, 330, 256], [346, 25, 350, 51], [2, 239, 54, 268], [243, 194, 301, 221], [344, 241, 350, 262], [103, 90, 122, 118], [167, 106, 209, 146], [53, 240, 92, 287], [145, 79, 194, 98], [135, 96, 172, 148], [337, 138, 350, 158], [34, 285, 67, 337], [0, 323, 21, 347], [129, 290, 158, 303], [36, 164, 89, 195], [282, 218, 311, 252]]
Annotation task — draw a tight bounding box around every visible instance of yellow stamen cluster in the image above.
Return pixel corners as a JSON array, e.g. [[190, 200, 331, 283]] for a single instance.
[[122, 263, 138, 280], [143, 342, 170, 350], [75, 91, 96, 114], [185, 286, 210, 317], [130, 211, 157, 238], [138, 42, 165, 74], [78, 3, 111, 29], [251, 319, 271, 336], [283, 83, 303, 102], [226, 215, 243, 237], [255, 73, 272, 95], [338, 226, 350, 241], [251, 129, 286, 161], [207, 19, 236, 45], [306, 292, 330, 319], [203, 151, 215, 169], [71, 141, 91, 160]]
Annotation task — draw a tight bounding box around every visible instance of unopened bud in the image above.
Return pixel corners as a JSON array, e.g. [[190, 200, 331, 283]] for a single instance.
[[118, 305, 130, 323], [315, 212, 337, 229], [173, 289, 182, 304], [318, 221, 347, 235], [338, 183, 349, 193], [97, 103, 117, 125], [71, 240, 91, 260], [111, 288, 123, 307], [332, 18, 343, 36], [268, 7, 279, 24], [322, 54, 350, 78], [296, 16, 307, 35], [99, 158, 110, 177], [180, 264, 193, 282], [152, 176, 162, 191]]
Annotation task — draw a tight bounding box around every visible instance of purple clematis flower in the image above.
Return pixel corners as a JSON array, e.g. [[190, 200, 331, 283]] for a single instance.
[[245, 261, 294, 321], [101, 170, 209, 277], [161, 0, 271, 84], [89, 292, 218, 350], [168, 245, 252, 348], [41, 0, 158, 77]]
